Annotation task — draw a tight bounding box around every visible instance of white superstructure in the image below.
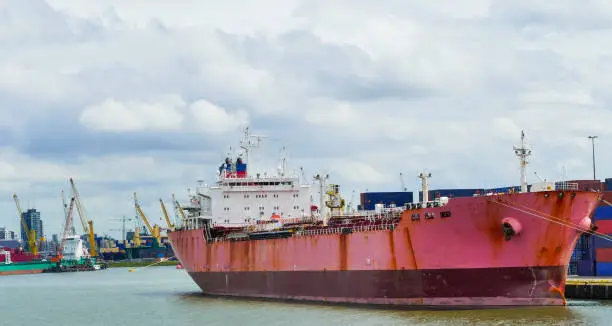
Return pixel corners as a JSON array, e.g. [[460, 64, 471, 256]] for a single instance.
[[61, 235, 89, 261], [181, 127, 315, 229]]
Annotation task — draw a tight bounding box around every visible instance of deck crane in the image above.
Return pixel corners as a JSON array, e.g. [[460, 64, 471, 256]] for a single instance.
[[172, 193, 188, 226], [133, 192, 161, 247], [400, 173, 407, 192], [69, 178, 97, 258], [13, 193, 37, 255], [159, 198, 175, 230]]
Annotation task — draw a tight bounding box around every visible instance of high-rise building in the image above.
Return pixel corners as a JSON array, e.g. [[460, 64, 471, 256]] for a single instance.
[[0, 228, 15, 240], [20, 208, 44, 251]]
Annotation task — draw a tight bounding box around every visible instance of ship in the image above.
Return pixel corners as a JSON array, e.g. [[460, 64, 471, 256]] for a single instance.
[[45, 235, 105, 272], [167, 128, 601, 308], [0, 246, 55, 275]]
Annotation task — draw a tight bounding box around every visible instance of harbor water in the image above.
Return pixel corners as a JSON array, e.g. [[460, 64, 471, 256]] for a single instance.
[[1, 266, 612, 326]]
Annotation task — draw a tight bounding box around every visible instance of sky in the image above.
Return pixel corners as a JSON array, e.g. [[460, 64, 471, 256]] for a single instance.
[[1, 0, 612, 240]]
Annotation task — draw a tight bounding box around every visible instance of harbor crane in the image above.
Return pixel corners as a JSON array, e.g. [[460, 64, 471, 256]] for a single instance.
[[13, 193, 38, 255], [172, 193, 188, 225], [57, 197, 76, 260], [70, 178, 97, 257], [400, 173, 407, 192], [159, 198, 175, 230], [133, 192, 161, 247]]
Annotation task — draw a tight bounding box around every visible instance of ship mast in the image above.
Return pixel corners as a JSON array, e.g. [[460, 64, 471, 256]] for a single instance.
[[278, 146, 287, 177], [313, 173, 329, 225], [418, 172, 432, 204], [513, 130, 532, 193], [239, 126, 264, 170]]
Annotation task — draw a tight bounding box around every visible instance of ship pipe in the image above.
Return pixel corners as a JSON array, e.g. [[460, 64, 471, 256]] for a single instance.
[[501, 217, 522, 241]]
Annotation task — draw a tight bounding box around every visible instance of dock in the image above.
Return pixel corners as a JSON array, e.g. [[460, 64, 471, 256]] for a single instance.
[[565, 277, 612, 299]]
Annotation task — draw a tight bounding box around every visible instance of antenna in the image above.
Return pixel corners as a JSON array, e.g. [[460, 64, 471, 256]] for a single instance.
[[513, 130, 532, 193], [278, 146, 287, 177], [239, 126, 267, 165], [562, 165, 567, 180], [300, 167, 308, 185]]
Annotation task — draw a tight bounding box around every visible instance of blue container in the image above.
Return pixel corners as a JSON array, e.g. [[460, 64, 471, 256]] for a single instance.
[[594, 206, 612, 220], [577, 260, 596, 276], [595, 236, 612, 249], [606, 178, 612, 191], [596, 262, 612, 276], [360, 192, 414, 210], [418, 188, 481, 201]]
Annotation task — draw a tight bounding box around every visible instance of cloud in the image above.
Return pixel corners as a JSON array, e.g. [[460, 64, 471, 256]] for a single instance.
[[2, 0, 612, 239], [189, 100, 249, 134], [80, 95, 185, 132]]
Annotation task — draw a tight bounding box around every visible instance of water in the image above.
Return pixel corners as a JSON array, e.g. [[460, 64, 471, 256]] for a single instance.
[[1, 267, 612, 326]]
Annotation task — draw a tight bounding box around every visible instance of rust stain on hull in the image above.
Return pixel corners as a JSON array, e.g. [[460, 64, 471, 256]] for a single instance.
[[339, 234, 348, 271], [388, 230, 397, 270], [403, 226, 418, 270]]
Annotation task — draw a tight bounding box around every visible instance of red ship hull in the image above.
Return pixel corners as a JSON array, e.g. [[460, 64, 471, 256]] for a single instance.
[[169, 190, 600, 308]]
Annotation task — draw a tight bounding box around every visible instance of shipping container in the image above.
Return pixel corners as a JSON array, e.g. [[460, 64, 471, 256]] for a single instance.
[[594, 236, 612, 248], [418, 189, 481, 201], [597, 262, 612, 276], [594, 206, 612, 220], [565, 179, 604, 192], [606, 178, 612, 191], [596, 248, 612, 262], [360, 192, 414, 210], [577, 260, 596, 277], [596, 220, 612, 234]]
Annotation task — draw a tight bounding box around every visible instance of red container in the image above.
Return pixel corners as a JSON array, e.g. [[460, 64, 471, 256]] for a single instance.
[[596, 220, 612, 234], [566, 180, 604, 192], [596, 248, 612, 262]]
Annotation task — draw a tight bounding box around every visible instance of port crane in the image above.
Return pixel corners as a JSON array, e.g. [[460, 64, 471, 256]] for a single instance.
[[172, 193, 188, 225], [57, 197, 76, 260], [133, 192, 161, 247], [70, 178, 97, 257], [159, 198, 175, 230], [13, 193, 38, 255]]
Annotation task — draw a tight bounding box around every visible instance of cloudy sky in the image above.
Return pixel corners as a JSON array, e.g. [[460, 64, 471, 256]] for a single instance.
[[1, 0, 611, 240]]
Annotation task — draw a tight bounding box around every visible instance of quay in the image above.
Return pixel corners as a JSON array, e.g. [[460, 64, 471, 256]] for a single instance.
[[565, 277, 612, 299]]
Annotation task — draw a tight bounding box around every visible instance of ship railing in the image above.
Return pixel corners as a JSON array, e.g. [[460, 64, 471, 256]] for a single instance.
[[297, 223, 397, 237], [330, 210, 402, 221], [555, 182, 580, 191]]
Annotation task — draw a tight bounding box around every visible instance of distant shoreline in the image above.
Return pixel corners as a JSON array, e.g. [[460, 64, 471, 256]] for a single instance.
[[106, 260, 180, 268]]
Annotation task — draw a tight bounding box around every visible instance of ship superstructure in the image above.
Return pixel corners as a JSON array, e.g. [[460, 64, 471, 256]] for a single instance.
[[180, 127, 317, 233]]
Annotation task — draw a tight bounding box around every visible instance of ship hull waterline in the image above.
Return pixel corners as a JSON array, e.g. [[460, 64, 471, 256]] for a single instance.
[[187, 266, 567, 308], [0, 262, 55, 276], [169, 190, 600, 309]]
